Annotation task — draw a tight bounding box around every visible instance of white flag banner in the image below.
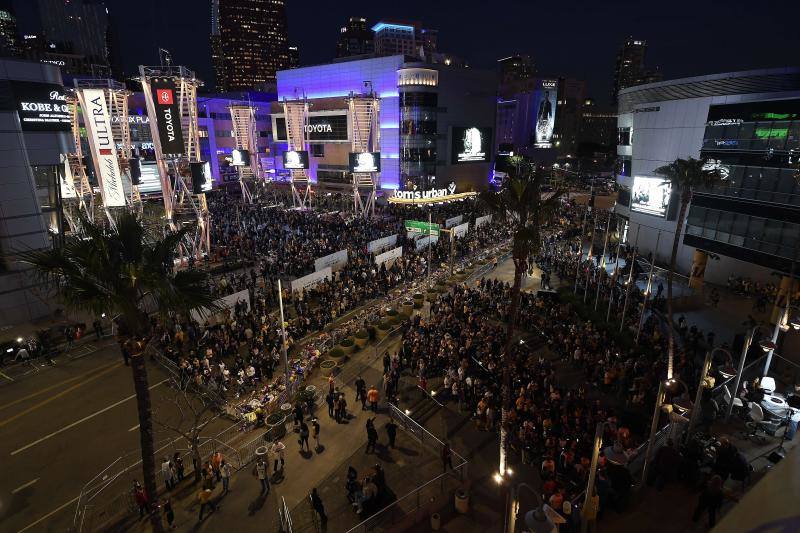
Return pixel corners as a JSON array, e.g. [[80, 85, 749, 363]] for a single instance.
[[475, 214, 492, 228], [367, 234, 398, 254], [81, 88, 126, 207], [445, 215, 463, 228], [415, 235, 439, 251], [314, 249, 348, 272], [59, 154, 77, 199], [191, 288, 250, 323], [375, 246, 403, 267], [291, 267, 332, 292], [452, 222, 469, 238]]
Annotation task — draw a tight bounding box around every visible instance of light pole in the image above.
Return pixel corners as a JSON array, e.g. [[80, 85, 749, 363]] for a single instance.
[[276, 279, 291, 395], [636, 231, 661, 344], [726, 326, 757, 421], [507, 482, 555, 533], [641, 380, 666, 485], [687, 348, 731, 439], [606, 217, 624, 322], [583, 209, 599, 303], [594, 213, 612, 310], [581, 422, 604, 533], [619, 231, 640, 333]]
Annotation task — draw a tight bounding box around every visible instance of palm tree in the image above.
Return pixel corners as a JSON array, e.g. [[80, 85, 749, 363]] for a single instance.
[[17, 213, 218, 533], [653, 157, 723, 379], [479, 157, 565, 476]]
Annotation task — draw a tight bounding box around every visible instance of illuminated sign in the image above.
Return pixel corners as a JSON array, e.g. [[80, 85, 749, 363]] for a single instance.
[[631, 176, 671, 217], [707, 119, 743, 126], [4, 81, 71, 131], [80, 88, 126, 207], [452, 127, 492, 164], [389, 183, 477, 204], [701, 159, 730, 180], [707, 100, 800, 123], [533, 79, 558, 148], [231, 149, 250, 167], [149, 78, 185, 155], [755, 127, 788, 139], [273, 113, 349, 142], [349, 152, 381, 173]]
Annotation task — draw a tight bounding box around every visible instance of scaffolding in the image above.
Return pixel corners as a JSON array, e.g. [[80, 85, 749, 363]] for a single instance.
[[63, 93, 95, 232], [282, 98, 311, 208], [229, 104, 259, 204], [348, 94, 381, 218], [138, 65, 210, 261]]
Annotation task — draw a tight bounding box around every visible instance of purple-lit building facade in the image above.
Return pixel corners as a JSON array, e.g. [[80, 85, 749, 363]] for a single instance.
[[273, 54, 496, 193]]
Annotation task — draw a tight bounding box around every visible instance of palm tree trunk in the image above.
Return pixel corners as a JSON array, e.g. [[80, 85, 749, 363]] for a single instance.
[[500, 256, 525, 474], [130, 349, 164, 533], [666, 197, 689, 380]]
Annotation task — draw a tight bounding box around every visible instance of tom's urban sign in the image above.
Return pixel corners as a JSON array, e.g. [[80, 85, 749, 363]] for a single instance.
[[392, 183, 457, 201], [149, 78, 185, 155]]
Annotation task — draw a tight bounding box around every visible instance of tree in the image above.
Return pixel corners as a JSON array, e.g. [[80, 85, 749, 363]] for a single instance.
[[17, 213, 218, 532], [653, 157, 723, 379], [479, 157, 566, 476]]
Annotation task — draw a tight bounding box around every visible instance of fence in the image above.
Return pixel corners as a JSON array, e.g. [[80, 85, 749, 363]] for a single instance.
[[278, 496, 293, 533], [342, 404, 468, 533]]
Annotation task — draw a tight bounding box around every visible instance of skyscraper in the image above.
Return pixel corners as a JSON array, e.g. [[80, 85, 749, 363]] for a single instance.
[[212, 0, 290, 92], [612, 37, 661, 104], [497, 54, 535, 97], [37, 0, 111, 76], [372, 20, 437, 59], [0, 6, 20, 58], [336, 17, 373, 58]]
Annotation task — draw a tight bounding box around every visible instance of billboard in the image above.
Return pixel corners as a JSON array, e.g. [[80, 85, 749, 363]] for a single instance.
[[4, 81, 71, 131], [283, 150, 309, 170], [231, 149, 250, 167], [149, 78, 185, 155], [631, 176, 671, 217], [533, 79, 558, 148], [452, 126, 492, 164], [80, 88, 126, 207], [273, 113, 349, 142], [349, 152, 381, 173]]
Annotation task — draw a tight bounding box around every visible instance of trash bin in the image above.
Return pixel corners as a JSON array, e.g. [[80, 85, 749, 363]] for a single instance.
[[455, 489, 469, 514], [431, 512, 441, 530]]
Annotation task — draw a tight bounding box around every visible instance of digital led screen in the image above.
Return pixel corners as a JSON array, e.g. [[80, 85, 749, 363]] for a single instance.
[[451, 126, 492, 164], [349, 152, 381, 173], [283, 150, 309, 170], [231, 149, 250, 167], [631, 176, 671, 217], [274, 113, 349, 142], [533, 79, 558, 148]]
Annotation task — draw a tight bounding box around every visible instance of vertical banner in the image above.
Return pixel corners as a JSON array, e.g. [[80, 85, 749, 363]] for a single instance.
[[452, 222, 469, 238], [533, 79, 558, 148], [445, 215, 463, 228], [81, 89, 126, 207], [149, 78, 185, 155], [59, 154, 77, 199]]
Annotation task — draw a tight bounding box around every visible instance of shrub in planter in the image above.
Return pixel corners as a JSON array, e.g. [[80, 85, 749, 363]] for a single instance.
[[426, 289, 439, 302], [400, 300, 414, 316], [413, 299, 424, 309], [413, 291, 424, 301], [354, 329, 369, 348], [376, 320, 392, 339], [340, 337, 356, 354], [385, 308, 400, 324], [366, 324, 377, 340], [328, 346, 346, 359], [320, 359, 337, 376], [264, 413, 287, 441]]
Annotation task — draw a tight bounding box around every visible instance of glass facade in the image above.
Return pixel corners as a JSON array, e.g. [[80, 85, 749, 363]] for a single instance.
[[685, 98, 800, 271], [400, 89, 438, 190]]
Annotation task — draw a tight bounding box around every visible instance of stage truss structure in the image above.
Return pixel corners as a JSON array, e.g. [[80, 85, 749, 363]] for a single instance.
[[229, 104, 260, 204], [63, 94, 95, 232], [348, 93, 381, 218], [139, 65, 210, 261], [282, 98, 311, 208]]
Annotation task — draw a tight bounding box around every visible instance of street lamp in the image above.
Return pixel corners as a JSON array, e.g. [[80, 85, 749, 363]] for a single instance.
[[507, 482, 555, 533]]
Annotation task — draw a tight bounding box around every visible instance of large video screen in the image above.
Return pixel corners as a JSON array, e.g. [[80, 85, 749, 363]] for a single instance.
[[231, 149, 250, 167], [283, 150, 309, 170], [349, 152, 381, 173], [451, 126, 492, 164], [533, 79, 558, 148], [631, 176, 671, 217]]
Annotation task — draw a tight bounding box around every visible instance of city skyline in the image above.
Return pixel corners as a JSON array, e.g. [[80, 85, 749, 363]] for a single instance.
[[7, 0, 800, 96]]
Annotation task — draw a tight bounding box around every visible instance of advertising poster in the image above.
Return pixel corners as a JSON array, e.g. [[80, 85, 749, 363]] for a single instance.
[[59, 154, 77, 199], [349, 152, 381, 173], [283, 150, 309, 170], [631, 176, 671, 216], [314, 249, 348, 272], [375, 246, 403, 267], [80, 88, 126, 207], [445, 215, 463, 228], [149, 78, 185, 155], [274, 113, 350, 142], [475, 214, 492, 228], [452, 126, 492, 164], [367, 234, 398, 254], [452, 222, 469, 238], [7, 81, 71, 132], [533, 79, 558, 148], [291, 267, 332, 292]]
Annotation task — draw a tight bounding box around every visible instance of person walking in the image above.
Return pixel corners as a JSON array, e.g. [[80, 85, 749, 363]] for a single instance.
[[692, 475, 737, 528], [272, 440, 286, 475], [312, 418, 321, 450], [220, 460, 232, 493], [162, 498, 175, 529], [254, 457, 270, 494], [310, 488, 328, 524], [385, 419, 397, 449], [173, 453, 184, 482], [197, 487, 216, 521], [293, 400, 305, 429], [355, 376, 366, 408], [367, 386, 380, 413], [442, 441, 453, 472], [326, 391, 335, 418], [366, 417, 378, 453], [133, 480, 150, 518], [161, 457, 174, 491], [299, 421, 310, 452]]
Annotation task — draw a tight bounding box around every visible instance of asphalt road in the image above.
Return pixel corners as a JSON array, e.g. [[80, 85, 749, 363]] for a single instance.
[[0, 342, 232, 532]]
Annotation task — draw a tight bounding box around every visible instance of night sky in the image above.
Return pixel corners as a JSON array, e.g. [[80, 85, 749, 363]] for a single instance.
[[12, 0, 800, 103]]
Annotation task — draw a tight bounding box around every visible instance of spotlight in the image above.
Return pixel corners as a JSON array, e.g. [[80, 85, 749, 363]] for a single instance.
[[759, 339, 777, 352], [493, 472, 503, 484], [16, 337, 23, 343]]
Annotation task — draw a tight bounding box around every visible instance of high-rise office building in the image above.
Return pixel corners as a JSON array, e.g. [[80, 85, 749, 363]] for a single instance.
[[336, 17, 373, 58], [0, 6, 20, 58], [372, 21, 437, 59], [288, 45, 299, 68], [212, 0, 290, 92], [37, 0, 111, 76], [612, 37, 661, 104]]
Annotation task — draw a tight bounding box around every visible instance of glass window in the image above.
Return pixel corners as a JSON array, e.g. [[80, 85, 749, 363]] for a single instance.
[[617, 127, 631, 146]]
